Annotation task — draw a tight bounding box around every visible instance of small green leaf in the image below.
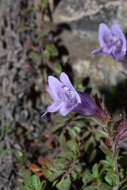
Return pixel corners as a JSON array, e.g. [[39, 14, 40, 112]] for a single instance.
[[67, 140, 78, 155], [82, 169, 94, 187], [54, 63, 62, 75], [99, 142, 112, 158], [59, 134, 66, 148], [38, 29, 48, 41], [71, 171, 77, 180], [29, 52, 41, 62], [104, 172, 116, 186], [74, 163, 82, 174], [101, 157, 114, 169], [68, 127, 77, 139], [44, 44, 58, 60], [56, 176, 71, 190], [92, 164, 99, 179], [15, 149, 24, 161], [32, 175, 41, 190], [17, 170, 46, 190]]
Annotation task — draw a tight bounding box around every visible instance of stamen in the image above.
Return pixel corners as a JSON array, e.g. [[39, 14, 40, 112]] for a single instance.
[[112, 36, 122, 48], [63, 86, 75, 99]]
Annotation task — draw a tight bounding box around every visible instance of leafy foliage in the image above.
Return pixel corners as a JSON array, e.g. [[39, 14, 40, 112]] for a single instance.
[[44, 44, 58, 60], [56, 176, 71, 190], [16, 170, 46, 190]]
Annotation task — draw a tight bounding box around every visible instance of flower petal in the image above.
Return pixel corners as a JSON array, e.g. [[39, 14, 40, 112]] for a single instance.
[[73, 93, 100, 116], [60, 72, 81, 103], [59, 102, 74, 116], [111, 24, 127, 60], [41, 102, 61, 118], [47, 102, 61, 112], [48, 76, 63, 101], [98, 23, 112, 51], [91, 47, 103, 55]]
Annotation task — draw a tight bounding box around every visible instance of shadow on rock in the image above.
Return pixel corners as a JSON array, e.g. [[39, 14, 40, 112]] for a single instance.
[[100, 79, 127, 114]]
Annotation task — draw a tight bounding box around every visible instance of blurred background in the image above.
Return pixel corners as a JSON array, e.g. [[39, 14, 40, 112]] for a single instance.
[[1, 0, 127, 189]]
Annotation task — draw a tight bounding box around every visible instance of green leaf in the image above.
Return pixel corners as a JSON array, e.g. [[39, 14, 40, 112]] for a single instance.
[[40, 180, 46, 190], [59, 134, 66, 148], [17, 170, 46, 190], [54, 63, 62, 75], [99, 142, 112, 158], [32, 175, 41, 190], [44, 44, 58, 60], [101, 157, 114, 169], [98, 183, 112, 190], [83, 136, 95, 153], [68, 127, 77, 139], [15, 149, 24, 161], [29, 52, 41, 62], [21, 169, 32, 187], [67, 140, 78, 155], [74, 163, 82, 174], [82, 169, 94, 187], [56, 176, 71, 190], [38, 29, 48, 41], [104, 172, 116, 186], [92, 164, 99, 179], [71, 171, 77, 180]]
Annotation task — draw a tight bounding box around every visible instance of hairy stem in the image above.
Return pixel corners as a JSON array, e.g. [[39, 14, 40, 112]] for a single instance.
[[112, 138, 119, 190], [102, 123, 119, 190]]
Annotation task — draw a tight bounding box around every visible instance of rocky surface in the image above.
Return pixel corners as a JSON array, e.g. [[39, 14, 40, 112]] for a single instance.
[[53, 0, 127, 88], [53, 0, 126, 35], [60, 31, 127, 88], [0, 0, 47, 188]]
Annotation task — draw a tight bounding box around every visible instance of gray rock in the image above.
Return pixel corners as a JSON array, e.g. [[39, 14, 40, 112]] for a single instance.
[[53, 0, 124, 35], [53, 0, 127, 88], [61, 31, 127, 88]]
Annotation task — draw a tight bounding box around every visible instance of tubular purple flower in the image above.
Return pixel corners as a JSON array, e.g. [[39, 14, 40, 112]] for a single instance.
[[92, 23, 127, 60], [42, 72, 107, 124], [72, 92, 107, 124]]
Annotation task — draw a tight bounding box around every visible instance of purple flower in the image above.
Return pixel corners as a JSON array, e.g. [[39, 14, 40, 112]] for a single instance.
[[43, 72, 81, 116], [92, 23, 127, 60], [42, 72, 107, 124], [72, 92, 107, 124]]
